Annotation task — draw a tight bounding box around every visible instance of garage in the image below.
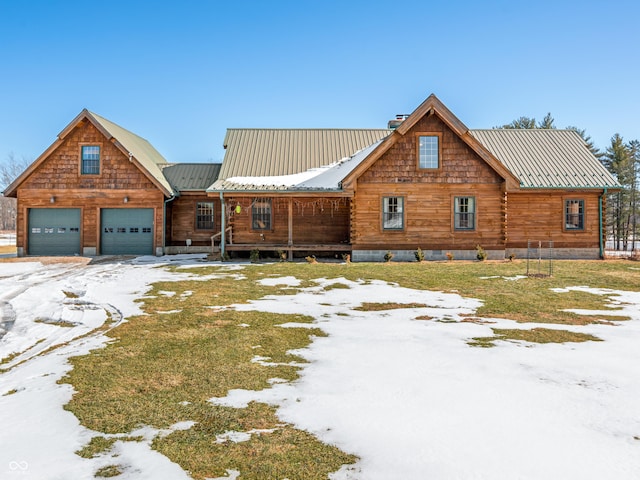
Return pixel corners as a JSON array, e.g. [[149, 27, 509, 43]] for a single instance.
[[101, 208, 154, 255], [28, 208, 81, 256]]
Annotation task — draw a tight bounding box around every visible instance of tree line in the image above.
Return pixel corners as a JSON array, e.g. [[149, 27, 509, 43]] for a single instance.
[[499, 114, 638, 252], [0, 153, 29, 231]]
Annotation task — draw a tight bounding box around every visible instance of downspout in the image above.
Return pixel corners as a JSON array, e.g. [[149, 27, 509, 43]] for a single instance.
[[219, 191, 226, 260], [163, 193, 176, 256], [599, 188, 608, 259]]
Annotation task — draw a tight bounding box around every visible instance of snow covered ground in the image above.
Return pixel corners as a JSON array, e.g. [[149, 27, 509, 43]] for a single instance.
[[1, 257, 639, 479], [0, 232, 16, 247]]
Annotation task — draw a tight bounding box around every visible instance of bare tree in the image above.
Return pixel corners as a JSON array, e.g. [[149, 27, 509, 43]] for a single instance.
[[0, 153, 31, 231]]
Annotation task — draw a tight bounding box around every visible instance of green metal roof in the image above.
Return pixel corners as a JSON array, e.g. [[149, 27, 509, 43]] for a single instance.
[[88, 111, 175, 194], [220, 128, 391, 179], [163, 163, 221, 191], [470, 129, 620, 189]]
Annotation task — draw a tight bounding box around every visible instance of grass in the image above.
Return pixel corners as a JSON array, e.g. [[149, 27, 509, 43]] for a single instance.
[[62, 259, 639, 479], [75, 436, 117, 458], [95, 465, 122, 478], [34, 317, 76, 327], [354, 302, 427, 311], [468, 327, 603, 348]]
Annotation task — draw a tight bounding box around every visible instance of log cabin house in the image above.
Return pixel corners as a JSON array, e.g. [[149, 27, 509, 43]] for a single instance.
[[4, 94, 620, 260]]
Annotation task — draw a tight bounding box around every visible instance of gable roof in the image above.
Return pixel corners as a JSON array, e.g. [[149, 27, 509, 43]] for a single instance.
[[4, 109, 174, 197], [163, 163, 221, 191], [469, 129, 619, 189], [219, 128, 391, 179], [341, 94, 522, 190]]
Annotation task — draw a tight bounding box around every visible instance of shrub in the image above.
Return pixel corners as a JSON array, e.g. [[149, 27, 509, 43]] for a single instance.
[[414, 247, 425, 262], [476, 245, 487, 261], [250, 249, 260, 263], [384, 251, 394, 263]]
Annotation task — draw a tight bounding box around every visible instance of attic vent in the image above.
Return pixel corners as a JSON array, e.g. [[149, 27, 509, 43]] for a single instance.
[[388, 114, 409, 130]]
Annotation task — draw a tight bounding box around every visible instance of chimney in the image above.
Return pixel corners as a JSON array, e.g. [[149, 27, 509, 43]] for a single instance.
[[388, 114, 409, 130]]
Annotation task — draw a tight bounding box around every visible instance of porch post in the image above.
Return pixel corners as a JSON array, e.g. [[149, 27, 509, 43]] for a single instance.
[[288, 198, 293, 261], [219, 192, 226, 260]]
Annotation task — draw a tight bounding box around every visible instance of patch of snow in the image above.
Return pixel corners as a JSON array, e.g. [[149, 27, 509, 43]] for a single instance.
[[4, 259, 640, 480], [213, 277, 640, 480], [215, 427, 278, 444], [480, 275, 528, 281], [257, 276, 301, 287], [207, 469, 241, 480], [0, 256, 218, 479]]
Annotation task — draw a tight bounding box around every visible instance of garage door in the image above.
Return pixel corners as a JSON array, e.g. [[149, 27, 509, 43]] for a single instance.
[[101, 208, 154, 255], [28, 208, 81, 256]]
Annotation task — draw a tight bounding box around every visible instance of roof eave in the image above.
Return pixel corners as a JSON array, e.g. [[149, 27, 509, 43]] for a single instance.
[[207, 188, 352, 197]]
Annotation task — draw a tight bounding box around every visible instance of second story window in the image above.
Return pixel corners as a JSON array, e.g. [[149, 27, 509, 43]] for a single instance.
[[81, 145, 100, 175], [418, 135, 439, 169]]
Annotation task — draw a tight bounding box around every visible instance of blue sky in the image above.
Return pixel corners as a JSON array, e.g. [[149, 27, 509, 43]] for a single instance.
[[1, 0, 638, 166]]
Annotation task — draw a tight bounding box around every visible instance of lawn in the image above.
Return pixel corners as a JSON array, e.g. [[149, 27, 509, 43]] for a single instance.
[[61, 259, 640, 479]]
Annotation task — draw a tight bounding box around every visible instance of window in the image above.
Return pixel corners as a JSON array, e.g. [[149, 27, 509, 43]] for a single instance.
[[454, 196, 475, 230], [382, 196, 404, 230], [81, 145, 100, 175], [565, 199, 584, 230], [252, 198, 272, 230], [196, 202, 215, 230], [418, 135, 439, 169]]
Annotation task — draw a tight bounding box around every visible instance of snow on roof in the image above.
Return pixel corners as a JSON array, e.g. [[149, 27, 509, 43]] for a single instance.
[[208, 139, 383, 192]]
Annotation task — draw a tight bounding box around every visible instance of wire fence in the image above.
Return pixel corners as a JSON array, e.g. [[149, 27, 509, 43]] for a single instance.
[[526, 240, 554, 277]]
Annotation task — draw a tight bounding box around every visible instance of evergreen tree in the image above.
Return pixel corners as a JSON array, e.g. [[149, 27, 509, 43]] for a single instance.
[[628, 140, 640, 251], [499, 116, 537, 129], [603, 134, 634, 250], [537, 112, 556, 129], [567, 126, 602, 159]]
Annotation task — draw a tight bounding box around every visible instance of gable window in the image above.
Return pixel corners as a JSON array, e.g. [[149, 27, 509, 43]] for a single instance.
[[454, 196, 475, 230], [418, 135, 439, 169], [196, 202, 215, 230], [565, 199, 584, 230], [382, 196, 404, 230], [252, 198, 272, 230], [81, 145, 100, 175]]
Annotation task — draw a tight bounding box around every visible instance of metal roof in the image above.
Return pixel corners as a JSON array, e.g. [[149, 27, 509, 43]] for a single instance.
[[163, 163, 221, 191], [470, 129, 620, 189], [209, 139, 383, 193], [219, 128, 391, 179], [88, 111, 175, 194]]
